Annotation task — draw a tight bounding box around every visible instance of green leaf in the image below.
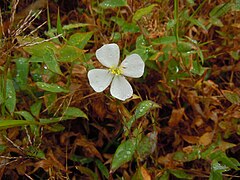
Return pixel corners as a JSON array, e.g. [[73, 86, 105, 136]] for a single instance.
[[30, 100, 42, 118], [95, 159, 109, 179], [63, 23, 92, 30], [68, 32, 93, 49], [99, 0, 127, 8], [23, 41, 57, 57], [159, 171, 170, 180], [36, 82, 69, 93], [5, 79, 16, 113], [57, 7, 63, 35], [222, 90, 240, 104], [209, 2, 233, 19], [191, 61, 206, 76], [169, 169, 193, 179], [125, 100, 160, 134], [58, 45, 84, 62], [177, 42, 193, 53], [152, 36, 183, 45], [63, 107, 88, 119], [70, 155, 93, 164], [43, 48, 63, 75], [133, 4, 157, 22], [15, 111, 35, 121], [137, 131, 157, 159], [0, 120, 36, 129], [111, 138, 137, 172], [111, 17, 139, 33], [209, 159, 228, 180], [15, 111, 39, 136], [210, 150, 240, 170], [15, 58, 29, 90], [26, 146, 45, 159], [76, 166, 98, 180]]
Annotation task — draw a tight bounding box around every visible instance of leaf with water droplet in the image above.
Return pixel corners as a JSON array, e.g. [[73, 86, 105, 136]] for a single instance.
[[137, 131, 158, 159], [5, 79, 16, 113], [111, 138, 137, 172], [99, 0, 127, 9], [15, 58, 29, 90], [124, 100, 160, 135], [36, 82, 69, 93]]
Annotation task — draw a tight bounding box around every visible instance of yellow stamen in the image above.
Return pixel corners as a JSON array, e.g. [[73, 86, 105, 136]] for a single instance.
[[109, 66, 123, 75]]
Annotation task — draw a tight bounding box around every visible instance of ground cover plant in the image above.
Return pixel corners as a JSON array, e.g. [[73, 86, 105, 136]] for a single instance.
[[0, 0, 240, 179]]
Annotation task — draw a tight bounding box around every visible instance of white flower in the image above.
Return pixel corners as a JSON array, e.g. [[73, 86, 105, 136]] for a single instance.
[[88, 43, 145, 101]]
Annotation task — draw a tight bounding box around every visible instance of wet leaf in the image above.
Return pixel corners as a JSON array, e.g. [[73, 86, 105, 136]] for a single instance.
[[125, 100, 160, 134], [111, 138, 137, 172], [99, 0, 127, 8], [210, 151, 240, 170], [36, 82, 69, 93], [133, 4, 157, 22], [43, 48, 63, 75], [15, 58, 29, 90], [137, 131, 158, 159], [5, 79, 16, 113]]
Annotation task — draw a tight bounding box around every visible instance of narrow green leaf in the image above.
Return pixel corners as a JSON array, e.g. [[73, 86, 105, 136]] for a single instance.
[[169, 169, 193, 179], [63, 23, 92, 30], [111, 138, 137, 172], [99, 0, 127, 8], [152, 36, 183, 45], [76, 166, 98, 180], [125, 100, 160, 133], [15, 58, 29, 90], [36, 82, 69, 93], [133, 4, 157, 22], [57, 7, 63, 35], [95, 159, 109, 179], [0, 120, 35, 129], [68, 32, 93, 49], [209, 2, 233, 19], [63, 107, 88, 119], [5, 79, 16, 113]]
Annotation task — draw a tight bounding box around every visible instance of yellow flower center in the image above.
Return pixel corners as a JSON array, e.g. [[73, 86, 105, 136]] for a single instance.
[[109, 66, 123, 75]]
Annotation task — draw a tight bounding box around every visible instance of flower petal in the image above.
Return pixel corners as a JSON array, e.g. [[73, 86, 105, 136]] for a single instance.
[[121, 54, 145, 78], [88, 69, 113, 92], [110, 75, 133, 101], [96, 43, 120, 68]]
